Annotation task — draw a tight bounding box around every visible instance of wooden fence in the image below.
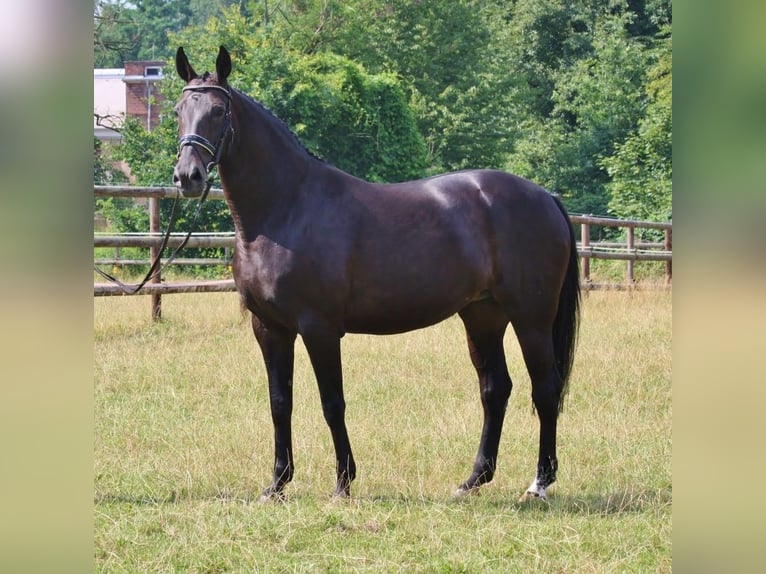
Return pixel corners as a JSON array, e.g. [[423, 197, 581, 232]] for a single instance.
[[570, 213, 672, 286], [94, 186, 671, 319]]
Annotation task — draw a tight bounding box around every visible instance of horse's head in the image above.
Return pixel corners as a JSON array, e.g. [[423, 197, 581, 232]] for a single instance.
[[172, 46, 233, 197]]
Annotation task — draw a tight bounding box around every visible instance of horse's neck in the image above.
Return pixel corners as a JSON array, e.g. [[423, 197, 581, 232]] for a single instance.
[[221, 91, 312, 229]]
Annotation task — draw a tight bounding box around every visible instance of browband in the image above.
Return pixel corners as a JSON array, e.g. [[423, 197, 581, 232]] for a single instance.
[[182, 84, 232, 98]]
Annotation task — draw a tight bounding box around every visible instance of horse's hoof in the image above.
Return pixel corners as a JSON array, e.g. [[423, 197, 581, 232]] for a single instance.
[[258, 489, 286, 504], [518, 491, 547, 503], [332, 490, 351, 502], [452, 485, 480, 499], [519, 483, 548, 503]]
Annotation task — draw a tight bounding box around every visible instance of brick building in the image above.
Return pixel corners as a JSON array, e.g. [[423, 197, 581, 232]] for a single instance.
[[123, 60, 166, 131], [93, 60, 165, 141]]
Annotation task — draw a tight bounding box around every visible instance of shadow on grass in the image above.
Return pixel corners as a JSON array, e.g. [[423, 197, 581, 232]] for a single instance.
[[94, 485, 261, 507], [95, 485, 671, 517], [350, 486, 672, 516], [549, 487, 672, 515]]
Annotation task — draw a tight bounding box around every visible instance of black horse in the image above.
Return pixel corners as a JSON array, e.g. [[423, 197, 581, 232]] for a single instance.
[[172, 46, 580, 502]]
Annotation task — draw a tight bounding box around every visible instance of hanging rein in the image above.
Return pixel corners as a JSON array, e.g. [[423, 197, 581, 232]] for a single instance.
[[94, 84, 234, 295]]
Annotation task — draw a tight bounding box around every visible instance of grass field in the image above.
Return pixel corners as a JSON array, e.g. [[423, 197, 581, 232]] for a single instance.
[[94, 290, 671, 572]]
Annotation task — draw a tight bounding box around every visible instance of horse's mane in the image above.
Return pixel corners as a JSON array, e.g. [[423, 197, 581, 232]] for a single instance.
[[233, 86, 325, 163]]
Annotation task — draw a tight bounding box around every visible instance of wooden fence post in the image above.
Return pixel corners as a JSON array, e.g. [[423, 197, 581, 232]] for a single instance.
[[581, 222, 591, 285], [665, 228, 672, 285], [626, 225, 635, 286], [149, 197, 161, 321]]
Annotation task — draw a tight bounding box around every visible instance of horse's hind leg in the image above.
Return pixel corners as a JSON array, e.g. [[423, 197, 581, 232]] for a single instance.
[[454, 300, 512, 497], [514, 325, 563, 502]]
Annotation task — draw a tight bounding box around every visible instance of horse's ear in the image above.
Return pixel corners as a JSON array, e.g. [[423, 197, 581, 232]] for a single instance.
[[216, 46, 232, 85], [175, 47, 198, 82]]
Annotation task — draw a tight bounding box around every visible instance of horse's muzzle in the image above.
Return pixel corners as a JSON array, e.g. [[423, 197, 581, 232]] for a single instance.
[[173, 154, 207, 197]]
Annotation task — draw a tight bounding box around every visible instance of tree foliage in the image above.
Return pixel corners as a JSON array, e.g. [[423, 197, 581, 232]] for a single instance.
[[503, 0, 671, 218], [249, 1, 518, 172], [94, 0, 249, 67], [273, 53, 427, 182], [603, 30, 672, 225]]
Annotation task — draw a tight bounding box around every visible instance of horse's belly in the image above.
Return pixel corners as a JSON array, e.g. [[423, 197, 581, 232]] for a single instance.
[[344, 307, 454, 335], [343, 238, 492, 334], [343, 286, 487, 335]]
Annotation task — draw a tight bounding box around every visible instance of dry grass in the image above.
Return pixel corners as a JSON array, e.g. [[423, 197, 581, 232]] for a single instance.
[[94, 290, 671, 572]]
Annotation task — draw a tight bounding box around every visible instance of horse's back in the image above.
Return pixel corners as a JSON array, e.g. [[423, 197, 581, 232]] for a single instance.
[[363, 168, 572, 263]]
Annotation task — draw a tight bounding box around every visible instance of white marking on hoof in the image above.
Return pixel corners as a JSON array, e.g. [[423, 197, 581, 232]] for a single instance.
[[519, 481, 547, 503]]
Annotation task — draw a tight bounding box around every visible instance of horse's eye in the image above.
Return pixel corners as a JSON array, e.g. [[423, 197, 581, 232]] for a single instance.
[[212, 105, 225, 117]]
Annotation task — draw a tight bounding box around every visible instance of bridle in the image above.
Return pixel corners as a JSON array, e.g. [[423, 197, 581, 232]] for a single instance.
[[93, 84, 235, 295], [177, 84, 234, 176]]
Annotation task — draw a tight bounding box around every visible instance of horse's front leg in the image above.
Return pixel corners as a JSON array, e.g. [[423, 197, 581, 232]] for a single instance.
[[252, 315, 297, 502], [300, 318, 356, 498]]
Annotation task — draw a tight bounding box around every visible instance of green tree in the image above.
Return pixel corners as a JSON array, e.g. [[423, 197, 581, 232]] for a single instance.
[[94, 0, 140, 67], [94, 0, 239, 67], [250, 0, 518, 173], [497, 0, 605, 122], [504, 2, 653, 216], [603, 30, 672, 227], [338, 0, 517, 173], [133, 0, 194, 60], [273, 53, 427, 182]]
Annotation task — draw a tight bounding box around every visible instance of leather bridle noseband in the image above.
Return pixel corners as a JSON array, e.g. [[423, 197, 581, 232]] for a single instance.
[[177, 84, 234, 174]]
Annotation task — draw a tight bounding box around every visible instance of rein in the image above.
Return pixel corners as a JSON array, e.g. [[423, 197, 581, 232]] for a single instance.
[[94, 85, 233, 295], [93, 182, 214, 295]]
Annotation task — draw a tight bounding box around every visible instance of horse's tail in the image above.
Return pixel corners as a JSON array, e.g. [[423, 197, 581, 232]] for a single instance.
[[551, 196, 581, 412]]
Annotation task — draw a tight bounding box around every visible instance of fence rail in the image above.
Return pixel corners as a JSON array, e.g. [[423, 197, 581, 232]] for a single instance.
[[94, 186, 671, 319], [94, 233, 234, 249], [569, 213, 671, 231], [95, 257, 230, 266], [94, 185, 226, 201], [94, 279, 236, 297]]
